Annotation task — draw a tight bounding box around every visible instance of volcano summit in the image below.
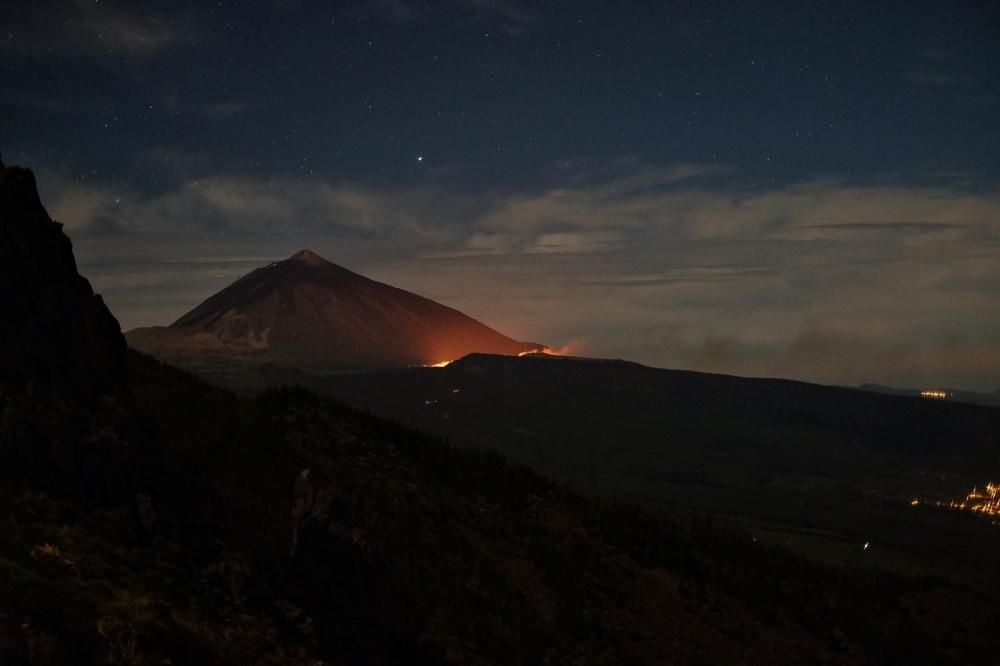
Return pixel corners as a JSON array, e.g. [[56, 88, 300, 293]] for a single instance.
[[126, 250, 543, 373]]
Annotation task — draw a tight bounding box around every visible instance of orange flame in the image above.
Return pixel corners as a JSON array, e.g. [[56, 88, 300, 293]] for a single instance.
[[425, 340, 584, 367], [518, 340, 585, 357]]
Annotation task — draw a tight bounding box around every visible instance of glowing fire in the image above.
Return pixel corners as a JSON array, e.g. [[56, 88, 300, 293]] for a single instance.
[[518, 340, 585, 357], [423, 340, 584, 367]]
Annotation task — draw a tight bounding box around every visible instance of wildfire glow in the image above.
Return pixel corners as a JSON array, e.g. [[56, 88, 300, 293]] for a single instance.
[[425, 340, 585, 367], [518, 340, 585, 357]]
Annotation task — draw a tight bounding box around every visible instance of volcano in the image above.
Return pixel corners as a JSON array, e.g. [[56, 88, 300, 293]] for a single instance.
[[126, 250, 544, 372]]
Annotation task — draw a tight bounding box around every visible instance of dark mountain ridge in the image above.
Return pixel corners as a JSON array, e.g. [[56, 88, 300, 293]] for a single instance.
[[859, 382, 1000, 408], [292, 351, 1000, 463], [0, 162, 127, 401], [301, 352, 1000, 589], [127, 249, 543, 373]]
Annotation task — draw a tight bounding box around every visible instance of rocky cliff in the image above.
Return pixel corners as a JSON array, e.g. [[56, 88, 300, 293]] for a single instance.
[[0, 162, 128, 401]]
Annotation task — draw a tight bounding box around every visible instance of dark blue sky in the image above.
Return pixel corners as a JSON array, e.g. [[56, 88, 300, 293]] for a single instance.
[[3, 1, 1000, 388], [5, 1, 998, 191]]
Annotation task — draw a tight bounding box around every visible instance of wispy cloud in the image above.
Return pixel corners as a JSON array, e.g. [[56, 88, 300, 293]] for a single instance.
[[1, 1, 194, 60], [367, 0, 419, 23], [360, 0, 539, 32], [0, 90, 112, 115], [466, 0, 539, 32], [905, 49, 979, 87], [52, 159, 1000, 389], [198, 102, 253, 120], [524, 231, 625, 254]]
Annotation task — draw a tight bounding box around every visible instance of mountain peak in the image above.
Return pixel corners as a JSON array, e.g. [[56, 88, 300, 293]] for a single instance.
[[288, 249, 327, 266], [128, 251, 544, 371]]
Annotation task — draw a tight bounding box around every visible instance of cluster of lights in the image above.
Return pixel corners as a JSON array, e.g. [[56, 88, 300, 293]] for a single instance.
[[424, 347, 556, 368], [913, 482, 1000, 523], [920, 389, 950, 400], [948, 483, 1000, 517]]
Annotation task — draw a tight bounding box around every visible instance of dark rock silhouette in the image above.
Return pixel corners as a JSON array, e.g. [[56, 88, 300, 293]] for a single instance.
[[0, 164, 128, 401], [127, 249, 544, 372]]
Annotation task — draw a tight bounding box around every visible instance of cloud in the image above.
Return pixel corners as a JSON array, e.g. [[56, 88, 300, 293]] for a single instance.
[[53, 160, 1000, 389], [50, 173, 459, 244], [1, 1, 192, 60], [359, 0, 539, 32], [86, 13, 175, 55], [198, 102, 252, 120], [585, 267, 774, 287], [603, 326, 1000, 392], [0, 90, 246, 122], [466, 0, 539, 32], [905, 49, 979, 87], [525, 231, 625, 254], [368, 0, 419, 23], [0, 90, 113, 115], [47, 183, 117, 231], [905, 69, 978, 87]]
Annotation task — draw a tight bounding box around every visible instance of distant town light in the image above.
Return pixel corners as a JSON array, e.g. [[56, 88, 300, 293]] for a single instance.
[[912, 481, 1000, 523]]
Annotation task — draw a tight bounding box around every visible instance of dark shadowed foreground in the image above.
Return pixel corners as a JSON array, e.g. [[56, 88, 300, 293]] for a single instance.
[[5, 353, 1000, 664], [221, 351, 1000, 594]]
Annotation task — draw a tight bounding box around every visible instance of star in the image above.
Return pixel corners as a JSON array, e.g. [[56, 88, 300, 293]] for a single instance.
[[416, 155, 424, 162]]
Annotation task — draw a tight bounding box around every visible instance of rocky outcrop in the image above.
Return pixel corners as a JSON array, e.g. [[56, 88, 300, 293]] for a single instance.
[[0, 164, 128, 401]]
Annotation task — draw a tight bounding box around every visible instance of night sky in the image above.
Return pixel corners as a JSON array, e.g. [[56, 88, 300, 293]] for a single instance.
[[3, 1, 999, 389]]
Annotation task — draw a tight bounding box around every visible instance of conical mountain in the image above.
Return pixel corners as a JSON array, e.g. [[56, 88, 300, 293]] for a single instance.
[[126, 250, 543, 371]]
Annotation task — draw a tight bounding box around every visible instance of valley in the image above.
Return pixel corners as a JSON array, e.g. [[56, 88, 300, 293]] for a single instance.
[[236, 353, 1000, 592]]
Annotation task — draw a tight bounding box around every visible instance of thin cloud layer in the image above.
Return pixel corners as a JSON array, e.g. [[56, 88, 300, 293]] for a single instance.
[[363, 0, 539, 26], [2, 2, 189, 60], [50, 161, 1000, 390]]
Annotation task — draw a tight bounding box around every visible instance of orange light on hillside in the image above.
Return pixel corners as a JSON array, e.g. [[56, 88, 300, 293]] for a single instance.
[[518, 340, 584, 357], [519, 346, 564, 357]]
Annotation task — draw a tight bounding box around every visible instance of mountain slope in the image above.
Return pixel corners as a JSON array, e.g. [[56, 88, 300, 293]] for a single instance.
[[0, 162, 127, 400], [296, 352, 1000, 590], [126, 250, 542, 372]]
